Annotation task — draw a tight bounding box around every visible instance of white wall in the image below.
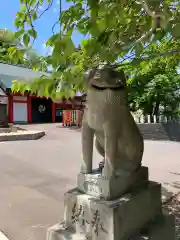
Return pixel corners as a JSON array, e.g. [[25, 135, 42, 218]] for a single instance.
[[13, 103, 27, 122]]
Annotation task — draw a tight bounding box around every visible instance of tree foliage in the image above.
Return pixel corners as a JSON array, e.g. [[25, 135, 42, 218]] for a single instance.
[[127, 38, 180, 116], [0, 28, 48, 71], [10, 0, 180, 99], [24, 48, 48, 71], [0, 28, 25, 64]]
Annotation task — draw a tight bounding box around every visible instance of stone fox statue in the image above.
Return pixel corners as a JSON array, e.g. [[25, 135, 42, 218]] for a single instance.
[[81, 66, 144, 178]]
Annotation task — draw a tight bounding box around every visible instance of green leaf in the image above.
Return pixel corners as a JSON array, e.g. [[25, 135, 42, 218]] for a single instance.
[[81, 39, 89, 47], [20, 5, 26, 11], [97, 19, 107, 33], [17, 11, 25, 19], [64, 37, 75, 56], [32, 11, 38, 20], [7, 46, 17, 53], [172, 23, 180, 38], [131, 58, 142, 65], [46, 34, 59, 46], [151, 31, 165, 42], [135, 43, 144, 57], [23, 33, 30, 46], [29, 0, 37, 6], [15, 29, 25, 39], [28, 29, 37, 39], [14, 18, 23, 28], [159, 17, 168, 30]]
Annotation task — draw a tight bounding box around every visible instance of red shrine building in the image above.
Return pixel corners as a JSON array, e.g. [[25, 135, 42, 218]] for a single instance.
[[0, 62, 85, 124]]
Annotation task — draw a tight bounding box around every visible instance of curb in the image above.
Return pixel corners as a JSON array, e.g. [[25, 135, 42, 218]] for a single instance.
[[0, 232, 9, 240], [0, 131, 45, 142]]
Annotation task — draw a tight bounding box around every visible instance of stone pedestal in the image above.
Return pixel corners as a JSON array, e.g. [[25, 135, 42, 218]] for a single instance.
[[46, 167, 175, 240], [77, 167, 148, 200], [131, 214, 175, 240], [47, 214, 175, 240]]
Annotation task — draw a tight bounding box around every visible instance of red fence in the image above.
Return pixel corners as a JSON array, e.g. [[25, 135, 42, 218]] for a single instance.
[[62, 110, 83, 127]]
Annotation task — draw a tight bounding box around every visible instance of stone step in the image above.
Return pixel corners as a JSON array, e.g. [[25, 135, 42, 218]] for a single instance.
[[142, 133, 168, 136], [46, 224, 86, 240], [142, 134, 169, 140], [138, 123, 180, 141], [142, 132, 169, 140]]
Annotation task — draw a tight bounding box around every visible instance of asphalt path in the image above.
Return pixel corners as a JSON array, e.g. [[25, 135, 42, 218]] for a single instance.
[[0, 123, 179, 240]]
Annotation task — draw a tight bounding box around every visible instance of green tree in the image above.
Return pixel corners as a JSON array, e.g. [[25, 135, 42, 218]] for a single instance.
[[24, 48, 48, 71], [127, 38, 180, 117], [11, 0, 180, 99], [128, 73, 180, 117], [0, 28, 48, 71], [0, 28, 25, 64]]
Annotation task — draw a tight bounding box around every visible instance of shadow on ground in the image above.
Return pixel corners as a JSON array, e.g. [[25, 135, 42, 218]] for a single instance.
[[162, 178, 180, 203], [57, 125, 82, 132]]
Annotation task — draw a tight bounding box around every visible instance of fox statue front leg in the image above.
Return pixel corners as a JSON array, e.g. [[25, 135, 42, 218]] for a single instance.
[[102, 121, 119, 178], [95, 138, 105, 171], [81, 108, 94, 174]]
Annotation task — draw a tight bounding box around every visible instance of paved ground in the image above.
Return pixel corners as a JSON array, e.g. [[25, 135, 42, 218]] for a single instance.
[[0, 123, 180, 240]]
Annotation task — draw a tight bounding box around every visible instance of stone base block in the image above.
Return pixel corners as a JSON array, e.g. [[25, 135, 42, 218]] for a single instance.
[[132, 213, 175, 239], [77, 166, 148, 200], [46, 223, 86, 240], [47, 181, 162, 240], [47, 213, 175, 240]]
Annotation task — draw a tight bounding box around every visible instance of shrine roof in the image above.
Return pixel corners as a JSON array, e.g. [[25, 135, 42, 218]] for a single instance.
[[0, 62, 49, 89], [0, 62, 85, 97]]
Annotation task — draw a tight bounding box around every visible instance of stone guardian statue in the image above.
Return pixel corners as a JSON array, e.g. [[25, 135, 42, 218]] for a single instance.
[[81, 65, 144, 179]]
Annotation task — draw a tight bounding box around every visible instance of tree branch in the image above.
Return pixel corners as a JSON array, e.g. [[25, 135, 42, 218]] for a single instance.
[[37, 0, 54, 19], [119, 48, 180, 66], [25, 0, 35, 31], [52, 19, 60, 35], [90, 48, 180, 69]]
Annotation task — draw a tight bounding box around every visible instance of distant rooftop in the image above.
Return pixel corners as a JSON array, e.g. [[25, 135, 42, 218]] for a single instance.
[[0, 60, 52, 73], [0, 62, 85, 97], [0, 62, 49, 89], [0, 85, 7, 96]]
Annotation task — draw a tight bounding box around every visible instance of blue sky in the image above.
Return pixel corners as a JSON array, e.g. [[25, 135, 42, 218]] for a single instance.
[[0, 0, 83, 55]]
